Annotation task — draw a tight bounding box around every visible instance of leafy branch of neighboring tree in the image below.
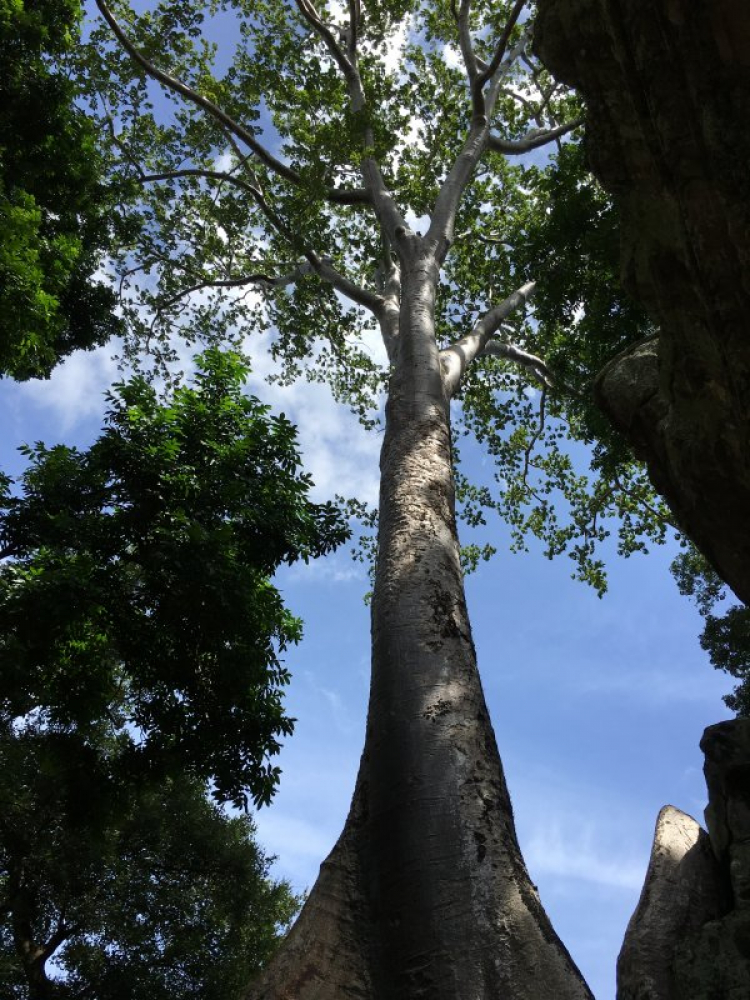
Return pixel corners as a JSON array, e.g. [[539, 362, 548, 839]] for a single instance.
[[0, 348, 348, 998], [672, 545, 750, 716], [0, 0, 127, 379]]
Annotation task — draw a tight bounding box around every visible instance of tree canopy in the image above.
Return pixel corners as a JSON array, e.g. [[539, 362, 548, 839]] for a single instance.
[[0, 348, 347, 996], [75, 0, 678, 597], [79, 0, 750, 711]]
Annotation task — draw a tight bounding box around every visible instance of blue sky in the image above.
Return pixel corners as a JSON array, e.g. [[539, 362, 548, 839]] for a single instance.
[[2, 3, 735, 996], [0, 344, 732, 1000]]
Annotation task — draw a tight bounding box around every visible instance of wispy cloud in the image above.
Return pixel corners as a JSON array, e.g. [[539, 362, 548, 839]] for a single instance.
[[574, 666, 729, 706], [285, 555, 365, 585], [14, 343, 120, 436], [525, 821, 646, 891]]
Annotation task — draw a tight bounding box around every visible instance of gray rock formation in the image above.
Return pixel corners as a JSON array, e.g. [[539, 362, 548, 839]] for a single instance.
[[673, 721, 750, 1000], [618, 720, 750, 1000], [534, 0, 750, 607], [616, 806, 723, 1000]]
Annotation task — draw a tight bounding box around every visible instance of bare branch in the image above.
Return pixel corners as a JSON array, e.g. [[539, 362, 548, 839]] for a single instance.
[[139, 168, 258, 197], [457, 0, 479, 94], [315, 258, 385, 313], [475, 0, 526, 91], [426, 123, 488, 259], [141, 133, 382, 314], [483, 24, 534, 117], [293, 0, 408, 246], [374, 254, 401, 363], [158, 272, 297, 311], [95, 0, 299, 181], [440, 280, 536, 396], [522, 387, 547, 488], [346, 0, 361, 59], [295, 0, 354, 78], [487, 118, 583, 155], [425, 22, 536, 255], [482, 340, 553, 387], [158, 256, 382, 315]]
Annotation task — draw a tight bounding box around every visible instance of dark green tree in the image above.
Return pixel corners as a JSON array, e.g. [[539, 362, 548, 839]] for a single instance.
[[0, 348, 347, 997], [0, 0, 123, 379]]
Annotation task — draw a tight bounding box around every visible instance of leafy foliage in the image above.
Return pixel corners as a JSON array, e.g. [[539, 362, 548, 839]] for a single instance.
[[75, 0, 675, 597], [0, 0, 125, 379], [0, 750, 299, 1000], [0, 348, 348, 807], [0, 348, 348, 995], [672, 546, 750, 715]]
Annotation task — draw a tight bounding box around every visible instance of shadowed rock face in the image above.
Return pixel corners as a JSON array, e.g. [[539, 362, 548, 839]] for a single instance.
[[534, 0, 750, 606], [618, 721, 750, 1000], [672, 721, 750, 999]]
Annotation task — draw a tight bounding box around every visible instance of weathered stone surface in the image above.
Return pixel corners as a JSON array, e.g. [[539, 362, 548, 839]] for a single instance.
[[671, 721, 750, 999], [534, 0, 750, 607], [702, 720, 750, 900], [616, 806, 724, 1000], [620, 721, 750, 1000]]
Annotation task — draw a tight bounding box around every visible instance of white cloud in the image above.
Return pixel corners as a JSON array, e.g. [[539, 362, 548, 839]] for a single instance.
[[525, 820, 646, 891], [15, 343, 120, 435], [241, 330, 383, 506], [286, 555, 365, 585]]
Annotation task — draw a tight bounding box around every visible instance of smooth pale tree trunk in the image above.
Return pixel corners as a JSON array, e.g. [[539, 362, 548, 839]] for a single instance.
[[245, 260, 593, 1000]]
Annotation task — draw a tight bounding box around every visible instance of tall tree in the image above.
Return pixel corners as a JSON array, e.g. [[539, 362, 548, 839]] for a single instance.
[[0, 0, 123, 379], [0, 349, 346, 997], [82, 1, 673, 995]]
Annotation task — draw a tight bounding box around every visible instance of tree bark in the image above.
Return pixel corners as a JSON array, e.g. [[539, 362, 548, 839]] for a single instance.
[[246, 261, 593, 999], [534, 0, 750, 606]]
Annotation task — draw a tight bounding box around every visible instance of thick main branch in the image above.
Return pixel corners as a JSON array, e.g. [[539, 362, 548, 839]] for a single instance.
[[440, 280, 537, 396]]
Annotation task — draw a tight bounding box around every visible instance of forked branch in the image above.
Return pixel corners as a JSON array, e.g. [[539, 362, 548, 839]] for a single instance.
[[482, 340, 553, 387], [474, 0, 526, 94], [440, 281, 537, 396], [292, 0, 409, 249]]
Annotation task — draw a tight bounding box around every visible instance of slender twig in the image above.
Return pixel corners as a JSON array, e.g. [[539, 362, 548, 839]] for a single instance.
[[522, 387, 547, 486], [482, 340, 553, 387]]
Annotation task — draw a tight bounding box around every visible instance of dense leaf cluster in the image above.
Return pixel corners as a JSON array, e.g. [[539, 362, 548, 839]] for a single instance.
[[0, 349, 347, 996], [0, 0, 125, 379], [1, 348, 347, 807]]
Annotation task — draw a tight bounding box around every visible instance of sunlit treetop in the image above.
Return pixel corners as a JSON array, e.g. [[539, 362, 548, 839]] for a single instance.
[[81, 0, 673, 591]]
